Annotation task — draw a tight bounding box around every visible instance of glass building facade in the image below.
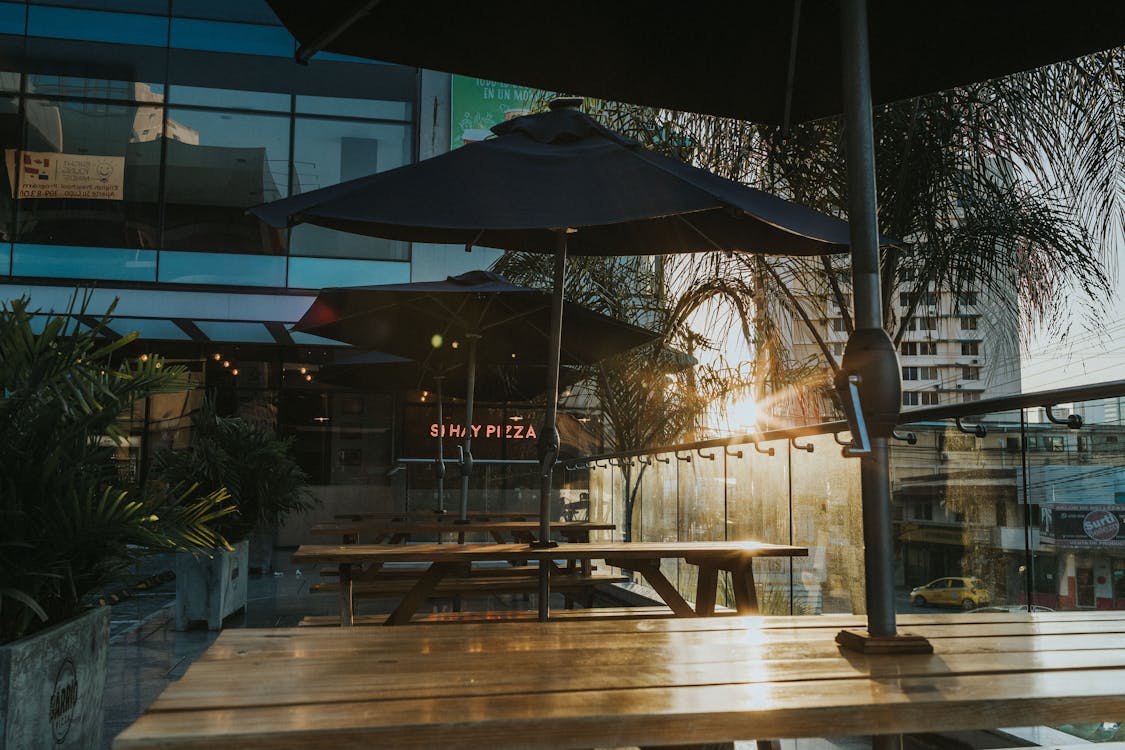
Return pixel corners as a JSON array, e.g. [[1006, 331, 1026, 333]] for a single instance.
[[0, 1, 523, 527]]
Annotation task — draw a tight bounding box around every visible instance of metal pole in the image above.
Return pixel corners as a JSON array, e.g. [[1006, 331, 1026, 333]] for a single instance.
[[434, 375, 446, 513], [840, 0, 898, 639], [534, 231, 568, 621], [458, 334, 480, 522]]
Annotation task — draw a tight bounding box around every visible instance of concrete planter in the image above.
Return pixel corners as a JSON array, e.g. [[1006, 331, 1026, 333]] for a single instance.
[[174, 539, 249, 630], [0, 605, 110, 750], [248, 526, 276, 575]]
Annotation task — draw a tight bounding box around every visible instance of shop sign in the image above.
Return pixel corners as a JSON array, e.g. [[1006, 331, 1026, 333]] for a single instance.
[[1041, 503, 1125, 547], [449, 75, 541, 149], [5, 149, 125, 200], [429, 422, 537, 440]]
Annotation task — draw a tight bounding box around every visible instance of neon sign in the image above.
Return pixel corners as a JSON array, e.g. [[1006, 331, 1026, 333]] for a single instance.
[[428, 423, 538, 440]]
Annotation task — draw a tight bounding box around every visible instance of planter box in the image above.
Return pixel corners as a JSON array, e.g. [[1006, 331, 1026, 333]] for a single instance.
[[174, 539, 249, 630], [0, 605, 110, 750]]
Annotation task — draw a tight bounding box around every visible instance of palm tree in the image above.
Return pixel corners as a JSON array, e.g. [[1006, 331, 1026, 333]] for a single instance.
[[551, 49, 1121, 416]]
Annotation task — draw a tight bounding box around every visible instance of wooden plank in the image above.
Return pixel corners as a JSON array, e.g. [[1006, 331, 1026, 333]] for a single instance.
[[298, 606, 685, 627], [311, 573, 628, 597], [113, 667, 1125, 749], [292, 541, 808, 566], [150, 646, 1125, 712]]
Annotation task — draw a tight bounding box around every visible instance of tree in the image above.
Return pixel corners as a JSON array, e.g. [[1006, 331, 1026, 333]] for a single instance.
[[493, 253, 752, 540], [561, 51, 1122, 415]]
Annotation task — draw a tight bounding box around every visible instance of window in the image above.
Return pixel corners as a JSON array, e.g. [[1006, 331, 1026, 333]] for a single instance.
[[942, 433, 977, 451], [962, 392, 981, 402], [962, 366, 980, 380], [902, 366, 919, 380], [961, 342, 980, 356], [902, 392, 920, 406], [899, 291, 938, 308], [906, 316, 937, 331], [1046, 436, 1066, 452], [960, 316, 979, 330], [919, 366, 939, 380], [831, 342, 846, 356], [921, 392, 940, 406], [1078, 435, 1091, 452], [901, 342, 936, 356], [957, 291, 978, 306], [830, 318, 848, 332]]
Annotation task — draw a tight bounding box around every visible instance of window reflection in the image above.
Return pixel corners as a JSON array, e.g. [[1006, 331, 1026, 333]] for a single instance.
[[10, 97, 160, 249], [161, 107, 289, 253], [290, 117, 411, 261]]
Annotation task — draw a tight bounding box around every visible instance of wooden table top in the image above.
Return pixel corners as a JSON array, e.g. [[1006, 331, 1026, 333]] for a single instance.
[[293, 540, 808, 565], [113, 611, 1125, 749], [311, 520, 616, 535]]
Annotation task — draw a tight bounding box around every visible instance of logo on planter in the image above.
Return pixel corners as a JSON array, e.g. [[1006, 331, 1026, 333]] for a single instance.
[[50, 658, 78, 743], [1084, 509, 1121, 542]]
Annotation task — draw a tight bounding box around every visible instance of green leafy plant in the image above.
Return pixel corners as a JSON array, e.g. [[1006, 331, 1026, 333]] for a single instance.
[[152, 396, 316, 543], [0, 294, 233, 644]]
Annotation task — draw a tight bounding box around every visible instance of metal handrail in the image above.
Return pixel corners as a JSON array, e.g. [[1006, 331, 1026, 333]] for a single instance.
[[569, 378, 1125, 466]]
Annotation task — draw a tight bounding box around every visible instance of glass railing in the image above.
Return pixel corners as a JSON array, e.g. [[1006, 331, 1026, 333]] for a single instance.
[[572, 379, 1125, 623]]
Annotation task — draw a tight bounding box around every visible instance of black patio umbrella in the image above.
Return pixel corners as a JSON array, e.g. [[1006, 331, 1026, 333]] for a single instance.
[[290, 270, 657, 520], [251, 101, 856, 619], [316, 349, 586, 514], [266, 0, 1125, 653]]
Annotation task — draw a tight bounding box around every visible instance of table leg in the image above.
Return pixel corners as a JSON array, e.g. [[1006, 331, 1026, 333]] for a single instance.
[[385, 562, 457, 625], [339, 563, 353, 627], [609, 558, 695, 617], [731, 565, 759, 614], [694, 565, 718, 616]]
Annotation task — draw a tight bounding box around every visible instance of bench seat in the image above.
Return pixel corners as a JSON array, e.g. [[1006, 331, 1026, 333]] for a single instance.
[[297, 605, 705, 626], [310, 572, 628, 598]]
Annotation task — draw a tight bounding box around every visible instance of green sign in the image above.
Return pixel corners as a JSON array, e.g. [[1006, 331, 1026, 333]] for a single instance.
[[450, 75, 545, 150]]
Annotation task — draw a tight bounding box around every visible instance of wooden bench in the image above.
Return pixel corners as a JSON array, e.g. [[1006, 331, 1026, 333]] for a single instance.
[[295, 540, 808, 626], [310, 572, 628, 598]]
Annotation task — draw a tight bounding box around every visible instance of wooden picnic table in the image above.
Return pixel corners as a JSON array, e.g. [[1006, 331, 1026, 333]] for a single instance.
[[113, 610, 1125, 749], [293, 540, 807, 625], [311, 519, 615, 545]]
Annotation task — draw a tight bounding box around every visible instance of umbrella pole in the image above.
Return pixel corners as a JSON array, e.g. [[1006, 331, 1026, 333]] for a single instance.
[[435, 375, 447, 514], [458, 334, 481, 522], [837, 0, 929, 662], [533, 231, 568, 621]]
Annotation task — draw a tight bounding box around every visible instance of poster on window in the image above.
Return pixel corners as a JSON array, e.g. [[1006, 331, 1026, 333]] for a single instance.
[[449, 75, 544, 150], [5, 149, 125, 200], [1041, 503, 1125, 547]]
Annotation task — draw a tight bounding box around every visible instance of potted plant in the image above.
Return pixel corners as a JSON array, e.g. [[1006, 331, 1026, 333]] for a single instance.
[[0, 295, 231, 750], [152, 396, 315, 629]]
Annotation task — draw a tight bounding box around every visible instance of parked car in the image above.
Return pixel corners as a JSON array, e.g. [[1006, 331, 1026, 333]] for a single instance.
[[910, 577, 991, 610]]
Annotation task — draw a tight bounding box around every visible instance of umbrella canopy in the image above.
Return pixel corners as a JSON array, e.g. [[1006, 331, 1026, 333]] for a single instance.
[[294, 269, 658, 521], [267, 1, 1125, 126], [316, 350, 586, 404], [292, 269, 658, 365], [251, 103, 857, 255]]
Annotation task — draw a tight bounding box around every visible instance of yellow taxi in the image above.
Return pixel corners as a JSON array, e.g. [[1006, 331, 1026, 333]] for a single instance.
[[909, 577, 991, 610]]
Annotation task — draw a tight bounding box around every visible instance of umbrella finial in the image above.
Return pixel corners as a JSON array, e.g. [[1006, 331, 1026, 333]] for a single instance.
[[548, 96, 584, 111]]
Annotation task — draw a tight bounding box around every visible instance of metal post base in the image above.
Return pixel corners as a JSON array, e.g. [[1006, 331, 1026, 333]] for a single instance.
[[529, 539, 558, 549], [835, 628, 932, 654]]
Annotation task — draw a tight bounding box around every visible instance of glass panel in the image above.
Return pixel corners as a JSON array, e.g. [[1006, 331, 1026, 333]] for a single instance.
[[12, 244, 156, 281], [290, 330, 348, 347], [157, 250, 285, 286], [0, 242, 9, 275], [26, 76, 165, 102], [32, 0, 168, 12], [169, 17, 293, 57], [161, 107, 289, 253], [11, 98, 161, 249], [0, 2, 25, 35], [27, 6, 168, 46], [171, 0, 281, 24], [789, 434, 863, 616], [295, 95, 411, 121], [289, 117, 411, 260], [287, 257, 409, 290], [194, 320, 275, 343], [108, 316, 192, 340], [167, 85, 290, 112]]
